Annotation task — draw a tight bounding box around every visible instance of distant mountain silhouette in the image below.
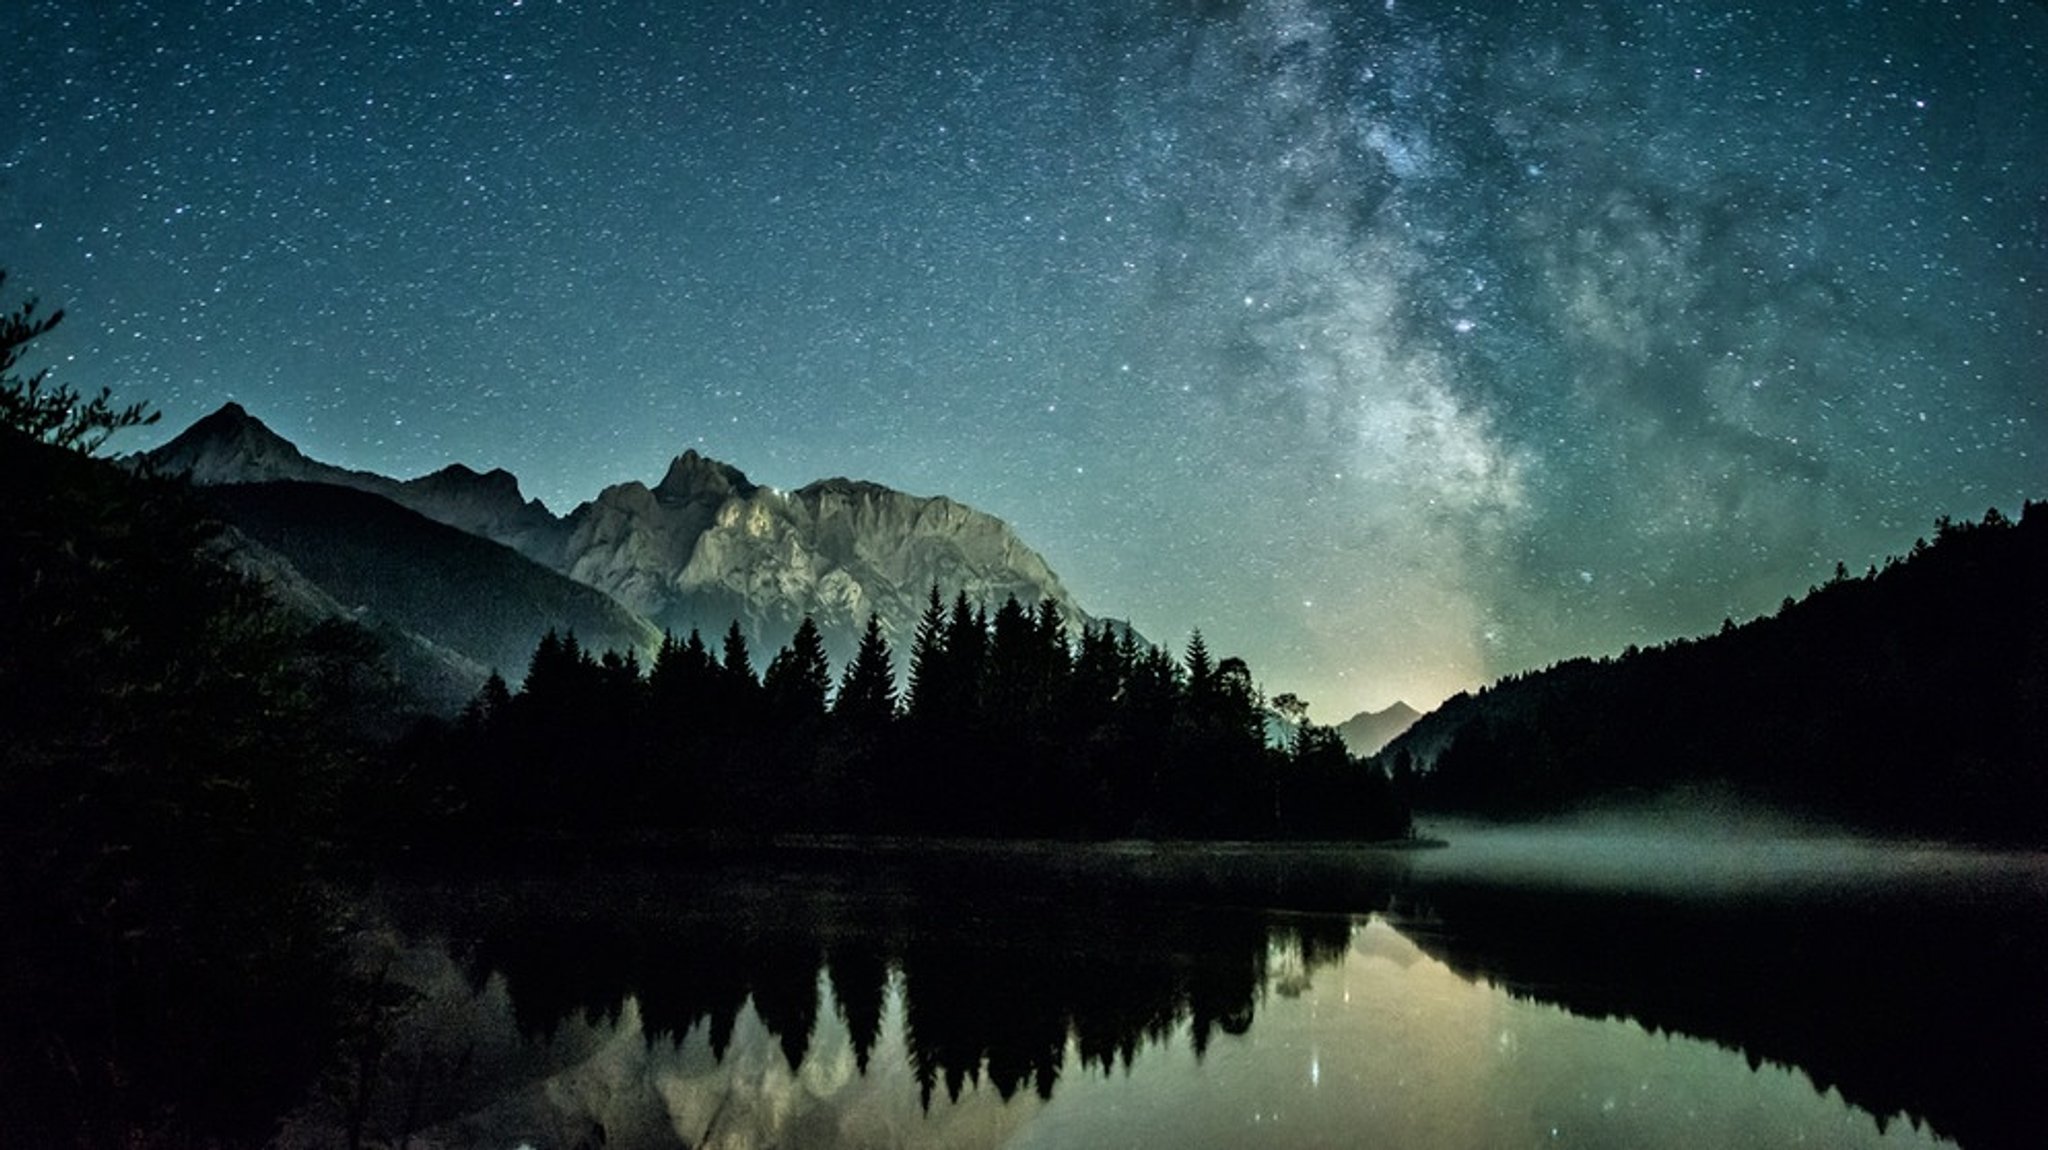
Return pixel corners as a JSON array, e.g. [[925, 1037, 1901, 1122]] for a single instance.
[[145, 404, 1104, 664], [203, 481, 662, 694], [1382, 503, 2048, 841], [144, 403, 566, 563], [1334, 701, 1421, 756]]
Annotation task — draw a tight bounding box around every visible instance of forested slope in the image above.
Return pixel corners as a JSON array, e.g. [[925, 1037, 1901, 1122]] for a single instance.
[[1384, 504, 2047, 841]]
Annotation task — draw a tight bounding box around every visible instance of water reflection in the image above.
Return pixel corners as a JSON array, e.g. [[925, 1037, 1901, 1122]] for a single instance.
[[303, 914, 1946, 1150], [279, 843, 2037, 1148]]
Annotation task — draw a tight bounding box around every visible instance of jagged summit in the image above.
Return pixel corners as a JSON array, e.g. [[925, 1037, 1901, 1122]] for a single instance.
[[797, 476, 901, 500], [418, 461, 517, 487], [408, 463, 532, 509], [655, 448, 757, 504], [400, 462, 558, 552]]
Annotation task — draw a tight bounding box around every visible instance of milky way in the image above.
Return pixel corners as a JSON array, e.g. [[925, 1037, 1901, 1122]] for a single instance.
[[6, 0, 2043, 715]]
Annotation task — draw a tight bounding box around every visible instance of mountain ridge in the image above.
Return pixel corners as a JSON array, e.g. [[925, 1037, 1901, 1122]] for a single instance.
[[143, 403, 1102, 664], [203, 480, 663, 688], [1334, 701, 1422, 757]]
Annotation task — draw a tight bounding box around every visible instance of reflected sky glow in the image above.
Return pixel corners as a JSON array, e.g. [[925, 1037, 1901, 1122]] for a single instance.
[[317, 917, 1949, 1149]]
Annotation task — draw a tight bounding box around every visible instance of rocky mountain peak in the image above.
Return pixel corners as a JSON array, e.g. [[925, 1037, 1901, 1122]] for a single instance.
[[655, 449, 757, 505], [409, 462, 534, 507], [798, 476, 897, 501], [145, 402, 318, 484], [144, 407, 567, 565], [399, 463, 560, 556]]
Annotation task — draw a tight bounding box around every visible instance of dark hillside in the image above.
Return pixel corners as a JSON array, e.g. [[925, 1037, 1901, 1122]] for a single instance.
[[1384, 504, 2048, 841], [206, 480, 661, 685]]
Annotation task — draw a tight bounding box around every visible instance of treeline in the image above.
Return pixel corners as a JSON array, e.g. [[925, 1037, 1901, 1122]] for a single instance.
[[0, 273, 1391, 1147], [1387, 503, 2048, 841], [395, 592, 1413, 844]]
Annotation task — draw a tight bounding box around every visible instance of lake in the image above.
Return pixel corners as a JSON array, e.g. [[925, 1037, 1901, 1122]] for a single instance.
[[282, 827, 2048, 1149]]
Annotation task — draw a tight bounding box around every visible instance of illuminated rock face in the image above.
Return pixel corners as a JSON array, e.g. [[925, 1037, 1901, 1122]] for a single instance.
[[563, 458, 1096, 659], [149, 406, 1099, 663]]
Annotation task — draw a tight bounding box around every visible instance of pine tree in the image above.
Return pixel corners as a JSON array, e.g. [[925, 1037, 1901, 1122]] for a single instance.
[[1183, 630, 1215, 704], [904, 584, 948, 723], [642, 627, 718, 824], [1034, 599, 1071, 692], [1061, 621, 1118, 745], [649, 627, 718, 718], [1, 270, 157, 455], [522, 628, 577, 697], [1212, 656, 1264, 745], [649, 629, 682, 694], [764, 616, 832, 723], [461, 670, 512, 735], [943, 592, 987, 726], [721, 620, 757, 687], [836, 614, 898, 729], [986, 594, 1037, 719], [598, 646, 642, 693]]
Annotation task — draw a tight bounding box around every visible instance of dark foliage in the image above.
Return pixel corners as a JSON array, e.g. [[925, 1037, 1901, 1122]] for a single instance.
[[0, 271, 158, 455], [0, 438, 371, 1142], [412, 589, 1412, 845], [1390, 503, 2048, 841], [0, 276, 415, 1147]]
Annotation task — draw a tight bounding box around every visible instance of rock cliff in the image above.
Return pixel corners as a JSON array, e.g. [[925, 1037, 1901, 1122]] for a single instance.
[[561, 462, 1094, 658]]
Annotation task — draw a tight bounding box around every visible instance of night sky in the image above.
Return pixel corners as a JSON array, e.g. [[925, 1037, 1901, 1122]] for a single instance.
[[6, 1, 2043, 717]]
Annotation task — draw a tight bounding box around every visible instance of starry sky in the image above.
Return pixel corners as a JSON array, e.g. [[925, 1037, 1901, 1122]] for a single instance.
[[6, 0, 2044, 717]]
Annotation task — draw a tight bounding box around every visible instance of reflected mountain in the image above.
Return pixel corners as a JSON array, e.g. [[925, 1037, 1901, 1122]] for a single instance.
[[308, 841, 2047, 1149], [393, 851, 1358, 1119]]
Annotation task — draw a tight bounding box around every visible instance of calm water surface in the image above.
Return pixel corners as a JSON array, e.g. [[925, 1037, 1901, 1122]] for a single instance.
[[290, 832, 2047, 1149]]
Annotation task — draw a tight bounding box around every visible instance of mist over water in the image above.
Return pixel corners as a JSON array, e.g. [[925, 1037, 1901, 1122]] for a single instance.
[[279, 822, 2048, 1150], [1412, 791, 2048, 898]]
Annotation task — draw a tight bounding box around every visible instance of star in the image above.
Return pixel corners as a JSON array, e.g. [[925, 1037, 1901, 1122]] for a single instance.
[[6, 0, 2041, 718]]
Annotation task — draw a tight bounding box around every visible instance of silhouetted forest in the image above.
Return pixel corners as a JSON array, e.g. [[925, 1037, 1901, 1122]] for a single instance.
[[1, 278, 392, 1146], [390, 591, 1414, 846], [0, 276, 1401, 1145], [9, 267, 2048, 1148], [1386, 503, 2048, 841]]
